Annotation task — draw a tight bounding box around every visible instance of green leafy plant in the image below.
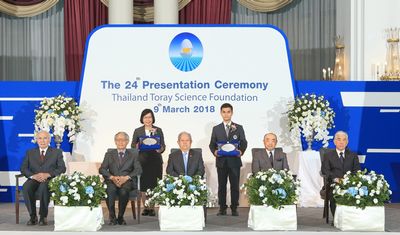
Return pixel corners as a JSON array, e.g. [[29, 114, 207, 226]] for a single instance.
[[243, 169, 300, 209], [333, 169, 391, 209], [49, 171, 107, 208], [145, 175, 208, 207]]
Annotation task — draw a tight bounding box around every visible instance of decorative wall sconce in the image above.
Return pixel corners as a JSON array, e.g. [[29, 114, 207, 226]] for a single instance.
[[332, 36, 345, 80], [380, 28, 400, 81]]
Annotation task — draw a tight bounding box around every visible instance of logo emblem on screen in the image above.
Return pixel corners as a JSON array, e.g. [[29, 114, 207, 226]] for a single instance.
[[169, 32, 203, 72]]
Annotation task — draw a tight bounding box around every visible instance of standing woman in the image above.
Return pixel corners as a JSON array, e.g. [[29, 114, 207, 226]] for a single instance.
[[131, 109, 165, 216]]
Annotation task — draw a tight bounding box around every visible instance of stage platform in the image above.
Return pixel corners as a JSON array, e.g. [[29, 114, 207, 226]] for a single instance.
[[0, 203, 399, 233]]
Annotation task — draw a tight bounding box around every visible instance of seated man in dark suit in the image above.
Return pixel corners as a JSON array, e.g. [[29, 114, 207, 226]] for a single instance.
[[99, 131, 142, 225], [252, 132, 289, 174], [20, 130, 66, 226], [166, 131, 205, 177], [322, 131, 361, 219]]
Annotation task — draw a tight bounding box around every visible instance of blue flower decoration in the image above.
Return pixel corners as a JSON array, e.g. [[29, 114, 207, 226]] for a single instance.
[[189, 184, 196, 191], [48, 109, 54, 113], [85, 186, 94, 195], [184, 175, 193, 183], [321, 111, 326, 116], [59, 184, 67, 193], [166, 183, 175, 192], [360, 186, 368, 196], [347, 187, 358, 197], [275, 188, 287, 199], [272, 174, 282, 182]]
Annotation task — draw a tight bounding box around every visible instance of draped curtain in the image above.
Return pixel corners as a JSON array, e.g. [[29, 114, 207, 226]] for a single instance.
[[232, 0, 336, 80], [64, 0, 108, 81], [0, 0, 65, 81], [179, 0, 231, 24], [0, 0, 59, 17], [237, 0, 293, 12]]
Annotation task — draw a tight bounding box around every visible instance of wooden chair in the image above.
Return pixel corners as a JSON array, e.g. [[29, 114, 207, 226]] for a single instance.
[[169, 148, 207, 222], [15, 174, 39, 224], [319, 147, 330, 224]]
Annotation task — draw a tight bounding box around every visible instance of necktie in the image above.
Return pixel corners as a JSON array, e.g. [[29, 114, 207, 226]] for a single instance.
[[40, 150, 45, 162], [339, 152, 344, 164], [269, 151, 274, 168], [118, 152, 124, 166], [183, 152, 188, 175], [225, 124, 230, 138]]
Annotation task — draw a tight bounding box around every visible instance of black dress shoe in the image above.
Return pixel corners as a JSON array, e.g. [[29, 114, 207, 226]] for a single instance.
[[148, 209, 156, 216], [231, 209, 239, 216], [38, 217, 48, 226], [27, 216, 38, 226], [108, 218, 118, 225], [118, 217, 127, 225], [217, 208, 227, 216], [141, 209, 149, 216]]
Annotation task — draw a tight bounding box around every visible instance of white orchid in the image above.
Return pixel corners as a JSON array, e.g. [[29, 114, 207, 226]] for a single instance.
[[34, 95, 82, 143]]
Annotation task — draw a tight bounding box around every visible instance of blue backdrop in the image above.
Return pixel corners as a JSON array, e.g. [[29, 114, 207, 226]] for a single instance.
[[0, 81, 399, 202]]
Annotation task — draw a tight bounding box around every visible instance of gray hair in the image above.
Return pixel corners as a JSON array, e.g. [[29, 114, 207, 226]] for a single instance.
[[35, 130, 51, 139], [263, 132, 277, 141], [334, 131, 348, 141], [177, 131, 192, 142], [114, 131, 129, 141]]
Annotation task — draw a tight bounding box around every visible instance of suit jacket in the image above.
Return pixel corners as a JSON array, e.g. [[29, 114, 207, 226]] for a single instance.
[[166, 149, 205, 177], [252, 148, 289, 174], [131, 125, 166, 155], [209, 122, 248, 168], [20, 147, 66, 178], [99, 148, 143, 188], [322, 148, 360, 183]]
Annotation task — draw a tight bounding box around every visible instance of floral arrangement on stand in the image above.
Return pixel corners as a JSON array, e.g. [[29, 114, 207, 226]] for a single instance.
[[34, 95, 82, 147], [287, 93, 335, 149], [332, 169, 391, 209], [145, 175, 208, 207], [242, 169, 300, 209], [49, 171, 107, 208]]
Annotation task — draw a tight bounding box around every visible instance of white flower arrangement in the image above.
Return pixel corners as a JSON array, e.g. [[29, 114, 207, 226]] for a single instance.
[[333, 169, 391, 209], [49, 171, 107, 208], [287, 93, 335, 147], [242, 169, 300, 209], [34, 95, 82, 143], [145, 175, 208, 207]]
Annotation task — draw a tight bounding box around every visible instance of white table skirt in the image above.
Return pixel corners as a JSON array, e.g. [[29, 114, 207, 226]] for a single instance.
[[297, 150, 324, 207]]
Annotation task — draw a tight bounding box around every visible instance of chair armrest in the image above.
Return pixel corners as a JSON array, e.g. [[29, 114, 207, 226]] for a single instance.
[[15, 174, 24, 188], [136, 175, 141, 191]]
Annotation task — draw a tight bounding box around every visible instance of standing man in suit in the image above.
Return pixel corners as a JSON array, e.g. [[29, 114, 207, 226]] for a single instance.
[[252, 132, 289, 174], [166, 131, 205, 177], [99, 132, 142, 225], [20, 130, 66, 226], [322, 131, 360, 218], [209, 103, 247, 216]]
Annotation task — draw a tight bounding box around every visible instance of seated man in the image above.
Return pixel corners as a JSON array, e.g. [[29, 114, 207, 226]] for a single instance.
[[322, 131, 360, 219], [20, 130, 66, 226], [99, 131, 142, 225], [252, 132, 289, 174], [166, 131, 205, 177]]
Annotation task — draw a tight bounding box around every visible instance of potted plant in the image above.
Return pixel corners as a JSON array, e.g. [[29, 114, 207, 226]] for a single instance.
[[243, 169, 300, 230], [49, 171, 107, 231], [332, 169, 391, 231], [146, 175, 208, 231]]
